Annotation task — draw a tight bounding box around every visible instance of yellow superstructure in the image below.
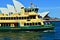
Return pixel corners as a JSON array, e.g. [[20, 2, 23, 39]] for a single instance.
[[0, 7, 44, 27]]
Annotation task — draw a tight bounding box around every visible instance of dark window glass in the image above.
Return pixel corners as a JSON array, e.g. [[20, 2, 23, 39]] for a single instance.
[[22, 17, 23, 19], [29, 9, 31, 12], [27, 23, 29, 25], [38, 15, 42, 18], [33, 16, 36, 19], [35, 23, 37, 25], [24, 17, 26, 19], [19, 17, 21, 19], [29, 15, 36, 19], [30, 23, 32, 25], [27, 19, 30, 21], [16, 17, 18, 19], [35, 8, 38, 13], [4, 17, 5, 20], [31, 9, 34, 11], [32, 23, 34, 25], [27, 17, 29, 19], [10, 17, 13, 20], [1, 17, 3, 20], [14, 17, 16, 20], [45, 19, 49, 20], [24, 23, 26, 26], [6, 17, 9, 20], [9, 17, 10, 20], [44, 22, 50, 25], [38, 22, 41, 25]]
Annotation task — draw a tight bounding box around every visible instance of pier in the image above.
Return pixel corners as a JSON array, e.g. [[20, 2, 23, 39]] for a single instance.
[[44, 19, 60, 22]]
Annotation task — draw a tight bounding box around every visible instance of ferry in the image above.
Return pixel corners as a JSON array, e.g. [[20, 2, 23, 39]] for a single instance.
[[0, 7, 54, 31]]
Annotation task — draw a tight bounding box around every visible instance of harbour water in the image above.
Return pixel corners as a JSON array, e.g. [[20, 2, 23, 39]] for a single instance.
[[0, 22, 60, 40]]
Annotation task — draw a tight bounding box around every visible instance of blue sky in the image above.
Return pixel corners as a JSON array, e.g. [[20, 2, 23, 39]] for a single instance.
[[0, 0, 60, 18]]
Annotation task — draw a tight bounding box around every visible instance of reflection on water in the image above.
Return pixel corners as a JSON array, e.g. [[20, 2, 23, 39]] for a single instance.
[[0, 31, 54, 40]]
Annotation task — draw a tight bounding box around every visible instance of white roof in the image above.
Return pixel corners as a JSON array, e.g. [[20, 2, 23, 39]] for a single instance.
[[13, 0, 25, 12], [0, 0, 25, 14], [38, 11, 49, 18], [0, 8, 9, 14], [7, 4, 16, 13]]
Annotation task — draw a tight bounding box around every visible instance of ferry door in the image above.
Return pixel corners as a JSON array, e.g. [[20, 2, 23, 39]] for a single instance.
[[14, 23, 20, 27]]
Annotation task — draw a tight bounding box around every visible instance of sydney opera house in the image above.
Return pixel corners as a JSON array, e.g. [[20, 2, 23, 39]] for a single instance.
[[0, 0, 50, 19]]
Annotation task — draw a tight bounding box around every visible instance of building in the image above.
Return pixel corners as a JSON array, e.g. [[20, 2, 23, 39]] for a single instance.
[[0, 8, 9, 14], [7, 4, 16, 13], [39, 11, 51, 20], [0, 0, 25, 14]]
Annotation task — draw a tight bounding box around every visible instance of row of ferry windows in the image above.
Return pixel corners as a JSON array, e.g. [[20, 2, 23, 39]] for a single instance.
[[0, 17, 36, 20], [24, 22, 41, 26]]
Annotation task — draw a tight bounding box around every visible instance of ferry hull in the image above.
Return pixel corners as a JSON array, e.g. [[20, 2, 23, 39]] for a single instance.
[[0, 25, 54, 32]]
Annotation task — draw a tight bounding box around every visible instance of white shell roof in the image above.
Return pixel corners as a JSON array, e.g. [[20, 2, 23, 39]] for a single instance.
[[38, 11, 49, 18], [13, 0, 25, 12], [0, 0, 25, 14], [0, 8, 9, 14], [7, 4, 16, 13]]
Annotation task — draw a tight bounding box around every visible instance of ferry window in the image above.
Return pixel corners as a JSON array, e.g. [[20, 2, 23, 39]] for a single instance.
[[38, 15, 42, 18], [16, 17, 18, 19], [38, 22, 41, 25], [30, 23, 31, 25], [24, 17, 26, 19], [22, 17, 23, 19], [29, 16, 32, 19], [21, 7, 24, 9], [44, 22, 50, 25], [9, 17, 10, 20], [25, 9, 29, 12], [43, 22, 46, 25], [47, 22, 50, 25], [27, 23, 29, 25], [8, 17, 10, 20], [5, 17, 7, 20], [35, 23, 37, 25], [14, 17, 16, 20], [24, 23, 26, 26], [29, 15, 36, 19], [35, 8, 38, 13], [27, 17, 29, 19], [31, 9, 34, 12], [1, 17, 3, 20], [33, 16, 36, 19], [25, 8, 34, 12], [1, 17, 4, 20], [3, 17, 5, 20], [19, 17, 21, 19], [32, 23, 34, 25], [27, 19, 30, 21], [10, 17, 13, 20], [44, 22, 48, 25], [18, 14, 20, 15], [45, 19, 49, 20], [29, 9, 31, 12], [0, 17, 1, 20], [1, 23, 3, 26]]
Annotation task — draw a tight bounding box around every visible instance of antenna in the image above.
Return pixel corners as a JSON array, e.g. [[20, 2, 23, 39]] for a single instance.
[[30, 2, 37, 8]]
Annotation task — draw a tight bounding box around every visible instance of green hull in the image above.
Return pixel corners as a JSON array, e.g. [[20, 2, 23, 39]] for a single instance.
[[0, 24, 54, 31]]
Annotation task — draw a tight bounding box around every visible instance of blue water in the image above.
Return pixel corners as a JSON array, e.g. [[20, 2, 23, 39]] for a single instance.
[[0, 22, 60, 40]]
